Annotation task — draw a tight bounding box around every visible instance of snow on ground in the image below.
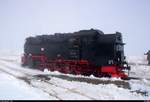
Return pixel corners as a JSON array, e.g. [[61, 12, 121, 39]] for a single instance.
[[127, 55, 148, 65], [48, 77, 149, 100], [127, 55, 150, 79], [0, 51, 150, 100], [0, 72, 54, 100]]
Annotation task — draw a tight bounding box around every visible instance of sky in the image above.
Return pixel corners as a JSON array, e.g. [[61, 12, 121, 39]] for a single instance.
[[0, 0, 150, 55]]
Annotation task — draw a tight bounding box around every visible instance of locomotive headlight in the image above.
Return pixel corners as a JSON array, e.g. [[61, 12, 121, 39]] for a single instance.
[[123, 64, 127, 67], [29, 53, 32, 56], [41, 48, 45, 51]]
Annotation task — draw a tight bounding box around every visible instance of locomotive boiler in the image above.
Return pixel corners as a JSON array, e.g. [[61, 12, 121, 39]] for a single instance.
[[21, 29, 130, 78]]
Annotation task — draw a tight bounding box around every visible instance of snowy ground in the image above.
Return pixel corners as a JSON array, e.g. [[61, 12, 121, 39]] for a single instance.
[[0, 51, 150, 100], [127, 56, 150, 79]]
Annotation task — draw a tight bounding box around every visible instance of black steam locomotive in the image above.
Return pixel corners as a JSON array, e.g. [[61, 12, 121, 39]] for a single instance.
[[21, 29, 130, 78]]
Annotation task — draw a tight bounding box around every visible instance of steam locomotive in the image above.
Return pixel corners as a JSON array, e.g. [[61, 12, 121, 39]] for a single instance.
[[21, 29, 130, 78]]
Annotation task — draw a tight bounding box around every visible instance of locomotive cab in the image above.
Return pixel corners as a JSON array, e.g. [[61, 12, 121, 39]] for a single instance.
[[95, 31, 130, 77]]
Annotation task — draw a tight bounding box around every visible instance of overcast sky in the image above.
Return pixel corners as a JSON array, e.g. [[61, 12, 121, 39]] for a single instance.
[[0, 0, 149, 55]]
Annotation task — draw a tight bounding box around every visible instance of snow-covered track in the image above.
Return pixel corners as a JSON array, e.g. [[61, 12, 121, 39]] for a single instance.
[[0, 55, 150, 99], [0, 58, 130, 89], [0, 59, 98, 100], [34, 74, 130, 89]]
